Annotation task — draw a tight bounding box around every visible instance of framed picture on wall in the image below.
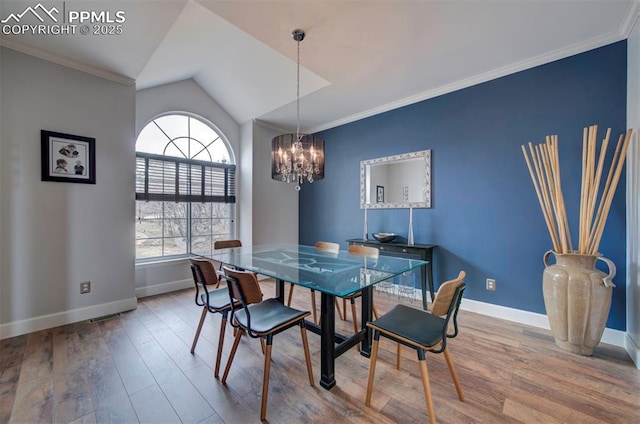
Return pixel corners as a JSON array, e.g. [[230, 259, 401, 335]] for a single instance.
[[41, 130, 96, 184], [376, 185, 384, 203]]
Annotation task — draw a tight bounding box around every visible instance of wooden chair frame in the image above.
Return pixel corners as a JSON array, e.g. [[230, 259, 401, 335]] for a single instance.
[[221, 266, 314, 421], [189, 259, 235, 378], [365, 272, 466, 424]]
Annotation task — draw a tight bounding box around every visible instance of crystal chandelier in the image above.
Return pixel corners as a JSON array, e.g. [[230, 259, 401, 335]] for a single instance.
[[271, 29, 325, 191]]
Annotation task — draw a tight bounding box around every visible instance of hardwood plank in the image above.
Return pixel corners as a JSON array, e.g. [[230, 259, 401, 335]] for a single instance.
[[140, 315, 205, 372], [20, 329, 53, 383], [512, 367, 640, 422], [273, 336, 396, 424], [135, 339, 215, 423], [130, 385, 182, 424], [0, 363, 20, 385], [2, 278, 639, 424], [119, 307, 156, 346], [0, 335, 26, 368], [9, 375, 53, 423], [85, 355, 138, 423], [503, 395, 597, 424], [100, 325, 156, 396], [68, 411, 97, 424], [0, 381, 17, 423], [53, 369, 94, 423], [183, 364, 256, 424]]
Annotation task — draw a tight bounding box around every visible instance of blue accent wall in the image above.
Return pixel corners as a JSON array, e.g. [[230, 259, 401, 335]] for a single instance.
[[300, 41, 628, 331]]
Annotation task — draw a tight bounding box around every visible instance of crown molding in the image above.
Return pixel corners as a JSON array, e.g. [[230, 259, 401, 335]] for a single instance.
[[620, 0, 640, 37], [0, 37, 135, 86], [308, 28, 629, 134]]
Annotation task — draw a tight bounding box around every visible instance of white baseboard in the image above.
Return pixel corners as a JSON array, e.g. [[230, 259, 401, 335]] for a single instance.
[[375, 286, 627, 350], [135, 278, 192, 298], [0, 278, 191, 340], [0, 297, 138, 340], [461, 298, 627, 349], [625, 333, 640, 368]]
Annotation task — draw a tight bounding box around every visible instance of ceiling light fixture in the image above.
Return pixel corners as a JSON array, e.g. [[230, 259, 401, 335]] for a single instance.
[[271, 29, 325, 191]]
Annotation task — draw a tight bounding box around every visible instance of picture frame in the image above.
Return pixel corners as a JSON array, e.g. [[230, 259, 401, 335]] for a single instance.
[[41, 130, 96, 184], [376, 185, 384, 203]]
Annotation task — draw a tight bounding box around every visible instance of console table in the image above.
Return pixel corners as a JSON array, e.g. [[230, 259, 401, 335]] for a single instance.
[[347, 239, 436, 310]]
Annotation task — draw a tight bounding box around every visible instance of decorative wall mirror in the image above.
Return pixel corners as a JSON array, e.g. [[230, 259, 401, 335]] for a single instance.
[[360, 150, 431, 208]]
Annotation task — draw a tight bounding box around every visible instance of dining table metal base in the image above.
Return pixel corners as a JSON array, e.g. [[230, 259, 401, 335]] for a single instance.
[[287, 287, 374, 390], [204, 244, 426, 390]]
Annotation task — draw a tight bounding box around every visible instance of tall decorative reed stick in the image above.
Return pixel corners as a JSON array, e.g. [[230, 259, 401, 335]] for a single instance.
[[521, 125, 633, 254]]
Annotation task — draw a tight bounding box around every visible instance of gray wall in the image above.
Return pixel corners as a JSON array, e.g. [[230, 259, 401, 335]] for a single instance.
[[0, 47, 136, 337], [251, 122, 298, 246]]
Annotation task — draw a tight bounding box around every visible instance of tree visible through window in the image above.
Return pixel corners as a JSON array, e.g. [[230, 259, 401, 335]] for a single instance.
[[135, 114, 235, 261]]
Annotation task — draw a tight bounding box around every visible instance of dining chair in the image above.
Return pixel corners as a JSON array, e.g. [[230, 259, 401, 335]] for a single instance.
[[213, 239, 242, 277], [216, 238, 295, 308], [340, 245, 381, 338], [213, 239, 242, 249], [365, 271, 466, 424], [299, 241, 342, 324], [286, 241, 342, 324], [221, 266, 314, 421], [189, 258, 236, 378]]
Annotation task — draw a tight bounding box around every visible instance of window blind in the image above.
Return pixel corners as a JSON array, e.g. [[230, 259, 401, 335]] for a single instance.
[[135, 152, 236, 203]]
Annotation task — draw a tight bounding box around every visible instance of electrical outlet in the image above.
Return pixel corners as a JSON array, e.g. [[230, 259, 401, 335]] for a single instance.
[[486, 278, 496, 291], [80, 281, 91, 294]]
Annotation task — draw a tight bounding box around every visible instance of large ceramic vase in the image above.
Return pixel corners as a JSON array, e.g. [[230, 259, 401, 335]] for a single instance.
[[542, 251, 616, 356]]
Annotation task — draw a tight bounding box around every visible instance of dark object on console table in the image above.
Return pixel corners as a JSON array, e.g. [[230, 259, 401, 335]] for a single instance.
[[372, 232, 397, 243], [346, 238, 436, 310]]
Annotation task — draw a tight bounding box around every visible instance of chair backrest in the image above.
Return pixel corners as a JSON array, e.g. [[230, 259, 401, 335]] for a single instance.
[[214, 239, 242, 249], [190, 258, 219, 286], [430, 271, 466, 345], [190, 258, 220, 308], [223, 266, 264, 335], [223, 266, 263, 306], [431, 271, 465, 316], [347, 245, 379, 258], [315, 241, 340, 253]]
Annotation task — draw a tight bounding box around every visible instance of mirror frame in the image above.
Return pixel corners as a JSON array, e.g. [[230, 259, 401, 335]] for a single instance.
[[360, 149, 431, 209]]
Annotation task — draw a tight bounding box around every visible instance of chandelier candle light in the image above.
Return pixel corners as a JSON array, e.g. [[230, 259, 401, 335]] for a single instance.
[[271, 29, 325, 191]]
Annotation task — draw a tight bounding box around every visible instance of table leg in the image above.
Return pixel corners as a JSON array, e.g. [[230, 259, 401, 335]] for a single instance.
[[275, 279, 285, 303], [360, 286, 373, 357], [420, 266, 428, 310], [426, 250, 434, 303], [319, 292, 336, 389]]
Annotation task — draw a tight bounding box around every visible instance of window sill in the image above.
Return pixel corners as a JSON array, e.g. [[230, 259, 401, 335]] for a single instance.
[[135, 257, 190, 269]]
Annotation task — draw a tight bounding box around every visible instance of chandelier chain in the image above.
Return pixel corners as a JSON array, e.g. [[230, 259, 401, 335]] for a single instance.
[[296, 37, 301, 139]]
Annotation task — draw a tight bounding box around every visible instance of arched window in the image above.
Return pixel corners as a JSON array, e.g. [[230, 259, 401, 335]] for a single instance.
[[135, 114, 235, 261]]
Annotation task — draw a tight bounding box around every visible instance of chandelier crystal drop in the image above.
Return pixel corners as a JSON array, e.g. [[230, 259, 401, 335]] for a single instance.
[[271, 29, 325, 191]]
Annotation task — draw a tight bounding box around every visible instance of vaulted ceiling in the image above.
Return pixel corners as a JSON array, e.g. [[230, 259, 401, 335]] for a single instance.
[[1, 0, 637, 133]]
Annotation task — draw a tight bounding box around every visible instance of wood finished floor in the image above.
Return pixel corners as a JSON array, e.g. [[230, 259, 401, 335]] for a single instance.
[[1, 280, 639, 423]]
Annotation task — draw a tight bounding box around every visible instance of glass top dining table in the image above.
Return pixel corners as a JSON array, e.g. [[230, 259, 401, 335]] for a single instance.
[[199, 243, 428, 389]]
